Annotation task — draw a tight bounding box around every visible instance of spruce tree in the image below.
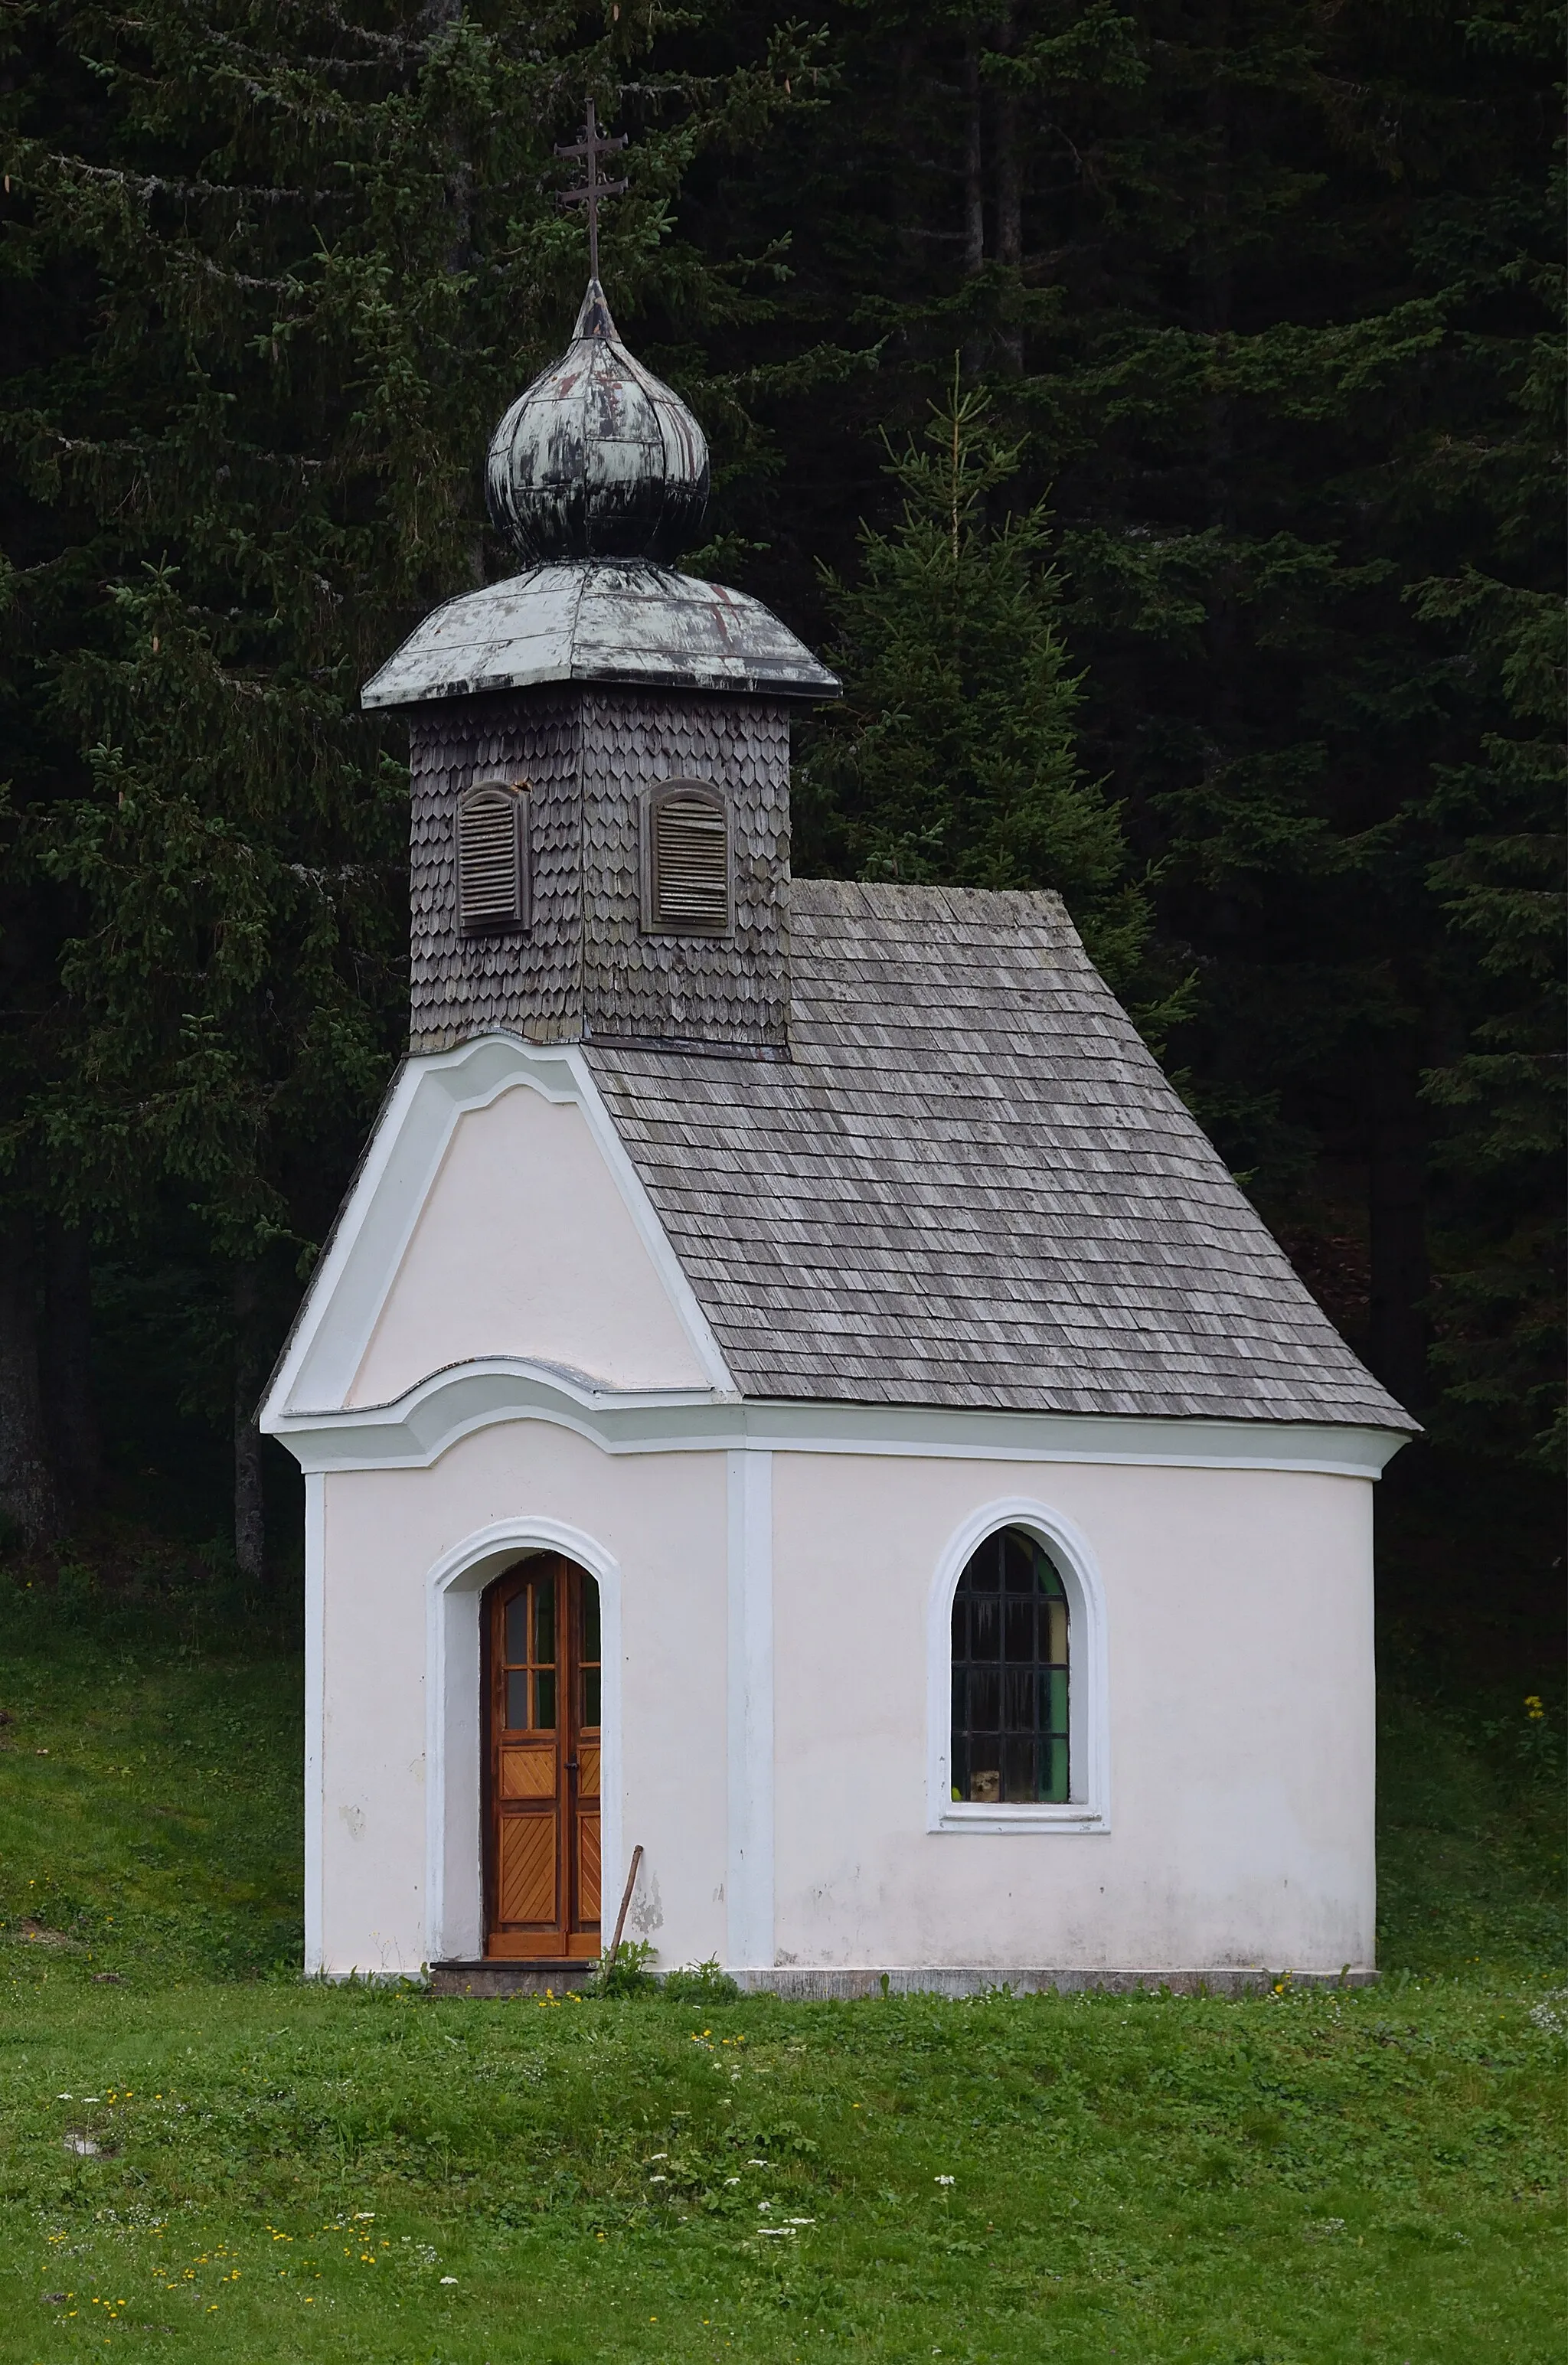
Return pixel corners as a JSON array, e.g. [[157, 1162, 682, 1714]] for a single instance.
[[805, 381, 1147, 983]]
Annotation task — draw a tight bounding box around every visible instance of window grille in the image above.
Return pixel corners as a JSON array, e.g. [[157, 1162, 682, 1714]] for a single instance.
[[643, 780, 730, 935], [456, 782, 527, 935], [950, 1526, 1070, 1805]]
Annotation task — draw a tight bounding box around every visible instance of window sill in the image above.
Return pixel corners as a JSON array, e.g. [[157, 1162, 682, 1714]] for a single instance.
[[932, 1803, 1109, 1836]]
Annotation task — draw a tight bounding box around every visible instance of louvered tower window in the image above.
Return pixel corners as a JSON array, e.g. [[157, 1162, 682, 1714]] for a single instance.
[[642, 779, 730, 936], [456, 782, 528, 935]]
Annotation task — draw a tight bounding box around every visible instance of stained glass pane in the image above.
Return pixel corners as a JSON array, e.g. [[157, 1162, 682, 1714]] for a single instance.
[[1042, 1736, 1070, 1803], [969, 1668, 1001, 1733], [1004, 1596, 1036, 1661], [1004, 1666, 1034, 1729], [1002, 1534, 1037, 1592], [534, 1575, 556, 1667]]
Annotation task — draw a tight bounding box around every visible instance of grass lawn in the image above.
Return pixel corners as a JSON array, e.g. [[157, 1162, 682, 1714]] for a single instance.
[[0, 1583, 1563, 2364]]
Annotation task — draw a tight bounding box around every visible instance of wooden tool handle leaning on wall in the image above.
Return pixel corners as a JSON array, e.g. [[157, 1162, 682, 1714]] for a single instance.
[[604, 1844, 644, 1971]]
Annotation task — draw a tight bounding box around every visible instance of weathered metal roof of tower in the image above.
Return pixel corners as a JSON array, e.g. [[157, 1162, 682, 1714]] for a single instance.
[[361, 559, 840, 709], [363, 269, 838, 710]]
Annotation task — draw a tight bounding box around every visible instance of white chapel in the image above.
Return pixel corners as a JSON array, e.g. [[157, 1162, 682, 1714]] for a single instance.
[[261, 267, 1411, 1993]]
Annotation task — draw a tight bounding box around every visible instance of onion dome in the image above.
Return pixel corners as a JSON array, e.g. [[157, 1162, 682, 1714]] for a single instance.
[[485, 281, 710, 566]]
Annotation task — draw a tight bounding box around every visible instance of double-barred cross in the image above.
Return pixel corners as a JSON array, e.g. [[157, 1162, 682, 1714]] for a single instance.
[[556, 100, 628, 286]]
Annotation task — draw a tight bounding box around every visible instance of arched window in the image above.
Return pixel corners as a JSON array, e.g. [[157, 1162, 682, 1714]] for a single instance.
[[642, 778, 730, 935], [456, 781, 528, 935], [950, 1524, 1070, 1805]]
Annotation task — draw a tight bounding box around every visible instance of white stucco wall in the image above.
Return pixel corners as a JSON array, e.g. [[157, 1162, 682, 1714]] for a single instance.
[[770, 1452, 1376, 1975], [310, 1418, 1376, 1980], [348, 1083, 710, 1405], [315, 1422, 729, 1977]]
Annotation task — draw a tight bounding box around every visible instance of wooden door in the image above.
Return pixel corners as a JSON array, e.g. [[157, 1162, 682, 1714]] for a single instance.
[[483, 1555, 602, 1959]]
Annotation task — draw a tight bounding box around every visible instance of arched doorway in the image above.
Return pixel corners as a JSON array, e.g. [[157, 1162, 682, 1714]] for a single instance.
[[482, 1554, 602, 1960]]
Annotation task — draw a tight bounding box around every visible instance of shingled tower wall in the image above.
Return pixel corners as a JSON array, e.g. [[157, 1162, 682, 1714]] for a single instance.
[[407, 684, 792, 1057]]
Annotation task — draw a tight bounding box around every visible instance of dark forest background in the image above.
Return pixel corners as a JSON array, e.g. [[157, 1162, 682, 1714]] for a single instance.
[[1, 0, 1561, 1683]]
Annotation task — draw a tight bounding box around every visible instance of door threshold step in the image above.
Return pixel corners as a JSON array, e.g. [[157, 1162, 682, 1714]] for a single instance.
[[430, 1959, 596, 1998]]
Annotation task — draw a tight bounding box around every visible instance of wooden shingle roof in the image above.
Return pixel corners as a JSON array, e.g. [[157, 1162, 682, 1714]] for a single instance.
[[584, 880, 1409, 1428]]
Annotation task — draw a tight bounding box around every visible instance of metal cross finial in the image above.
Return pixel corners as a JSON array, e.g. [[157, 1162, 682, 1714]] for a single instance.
[[556, 100, 629, 287]]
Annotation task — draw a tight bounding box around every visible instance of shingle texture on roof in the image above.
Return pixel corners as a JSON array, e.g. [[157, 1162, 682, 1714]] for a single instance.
[[584, 880, 1410, 1428]]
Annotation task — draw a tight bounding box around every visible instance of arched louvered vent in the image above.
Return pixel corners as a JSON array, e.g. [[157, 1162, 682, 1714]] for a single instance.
[[642, 779, 730, 936], [456, 782, 527, 936]]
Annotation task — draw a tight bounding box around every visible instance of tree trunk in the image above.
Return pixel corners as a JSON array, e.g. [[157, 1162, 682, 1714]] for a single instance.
[[1198, 8, 1238, 757], [41, 1220, 101, 1514], [993, 2, 1024, 375], [960, 26, 988, 381], [1368, 1077, 1432, 1413], [0, 1214, 61, 1543], [233, 1264, 267, 1584], [962, 28, 985, 281]]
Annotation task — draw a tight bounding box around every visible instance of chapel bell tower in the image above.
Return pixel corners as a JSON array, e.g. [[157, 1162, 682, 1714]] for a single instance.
[[361, 130, 838, 1060]]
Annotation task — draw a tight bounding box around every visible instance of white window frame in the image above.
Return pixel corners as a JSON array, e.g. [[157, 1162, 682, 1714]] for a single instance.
[[926, 1497, 1110, 1834]]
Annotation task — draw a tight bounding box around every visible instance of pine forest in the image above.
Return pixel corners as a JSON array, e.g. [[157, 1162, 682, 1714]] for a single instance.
[[0, 0, 1561, 1674]]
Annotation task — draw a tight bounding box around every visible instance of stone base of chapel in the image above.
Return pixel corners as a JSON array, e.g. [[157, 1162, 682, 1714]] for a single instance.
[[732, 1965, 1378, 1998], [424, 1959, 1378, 2000], [429, 1958, 596, 1998]]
